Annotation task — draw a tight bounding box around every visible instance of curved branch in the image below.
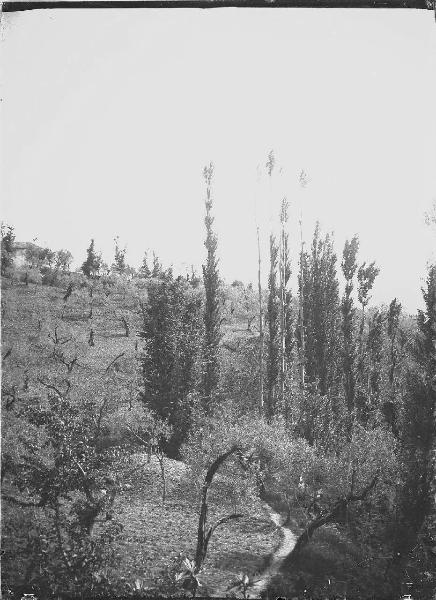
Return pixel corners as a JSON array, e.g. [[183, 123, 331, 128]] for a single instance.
[[37, 378, 70, 398], [195, 445, 243, 571], [290, 475, 379, 559], [204, 513, 244, 551], [105, 352, 125, 373], [2, 494, 42, 508], [2, 348, 12, 363]]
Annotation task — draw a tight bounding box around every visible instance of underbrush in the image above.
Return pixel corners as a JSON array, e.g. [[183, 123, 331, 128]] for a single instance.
[[3, 453, 279, 598], [266, 523, 394, 600]]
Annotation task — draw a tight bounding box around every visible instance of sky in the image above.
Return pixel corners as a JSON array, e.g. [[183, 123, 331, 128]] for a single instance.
[[1, 6, 435, 312]]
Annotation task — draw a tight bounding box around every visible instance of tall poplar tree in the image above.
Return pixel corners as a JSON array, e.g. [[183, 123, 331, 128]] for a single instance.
[[201, 162, 221, 411], [365, 308, 384, 423], [356, 260, 380, 419], [279, 198, 293, 416], [383, 298, 402, 436], [257, 226, 264, 414], [266, 234, 280, 420], [341, 236, 359, 416], [300, 223, 340, 396]]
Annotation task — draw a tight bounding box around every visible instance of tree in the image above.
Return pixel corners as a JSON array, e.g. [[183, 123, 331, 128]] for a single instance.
[[297, 212, 306, 389], [24, 245, 55, 271], [279, 198, 293, 418], [81, 239, 102, 278], [138, 251, 151, 278], [2, 345, 124, 594], [108, 402, 172, 504], [299, 223, 340, 396], [55, 249, 73, 273], [151, 252, 163, 278], [193, 446, 243, 575], [138, 277, 203, 457], [201, 163, 221, 411], [257, 226, 265, 414], [392, 265, 436, 596], [356, 261, 380, 420], [357, 262, 379, 318], [266, 234, 280, 420], [364, 308, 385, 424], [1, 223, 15, 276], [341, 236, 359, 417], [382, 298, 402, 435], [282, 425, 396, 572], [183, 408, 397, 581], [111, 236, 127, 276]]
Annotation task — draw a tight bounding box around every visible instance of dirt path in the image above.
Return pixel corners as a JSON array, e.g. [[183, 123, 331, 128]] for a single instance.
[[214, 503, 297, 598], [248, 504, 297, 597]]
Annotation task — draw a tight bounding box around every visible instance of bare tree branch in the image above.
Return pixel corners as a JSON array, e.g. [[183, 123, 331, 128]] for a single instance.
[[105, 352, 125, 373], [2, 348, 12, 363], [37, 378, 70, 398], [290, 475, 379, 559]]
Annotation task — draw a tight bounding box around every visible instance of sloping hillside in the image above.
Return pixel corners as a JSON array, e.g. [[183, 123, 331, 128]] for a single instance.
[[1, 278, 280, 596]]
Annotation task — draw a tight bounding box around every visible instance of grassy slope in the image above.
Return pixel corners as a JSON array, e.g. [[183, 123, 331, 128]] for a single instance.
[[1, 278, 280, 595]]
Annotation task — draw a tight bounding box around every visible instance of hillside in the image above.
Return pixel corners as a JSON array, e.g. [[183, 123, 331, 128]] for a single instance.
[[1, 277, 281, 597], [2, 250, 435, 600]]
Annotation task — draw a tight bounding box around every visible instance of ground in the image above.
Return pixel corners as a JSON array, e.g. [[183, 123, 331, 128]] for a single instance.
[[110, 453, 280, 596]]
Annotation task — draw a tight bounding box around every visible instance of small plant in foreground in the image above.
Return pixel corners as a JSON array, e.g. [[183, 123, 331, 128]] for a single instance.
[[175, 557, 202, 598], [236, 572, 251, 599]]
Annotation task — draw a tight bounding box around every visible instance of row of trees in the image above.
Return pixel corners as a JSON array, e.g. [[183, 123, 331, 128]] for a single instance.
[[1, 224, 73, 277], [130, 154, 434, 597], [0, 223, 175, 282]]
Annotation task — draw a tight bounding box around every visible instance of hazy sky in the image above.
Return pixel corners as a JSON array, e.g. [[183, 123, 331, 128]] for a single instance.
[[1, 7, 435, 312]]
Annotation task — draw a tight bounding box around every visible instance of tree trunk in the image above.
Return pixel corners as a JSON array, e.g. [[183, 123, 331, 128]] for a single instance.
[[157, 450, 166, 505], [121, 316, 130, 337], [194, 446, 243, 572], [288, 476, 378, 563]]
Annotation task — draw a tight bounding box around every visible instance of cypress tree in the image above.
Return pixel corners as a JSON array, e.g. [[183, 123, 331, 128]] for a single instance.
[[81, 239, 102, 278], [138, 277, 203, 457], [201, 162, 221, 411]]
